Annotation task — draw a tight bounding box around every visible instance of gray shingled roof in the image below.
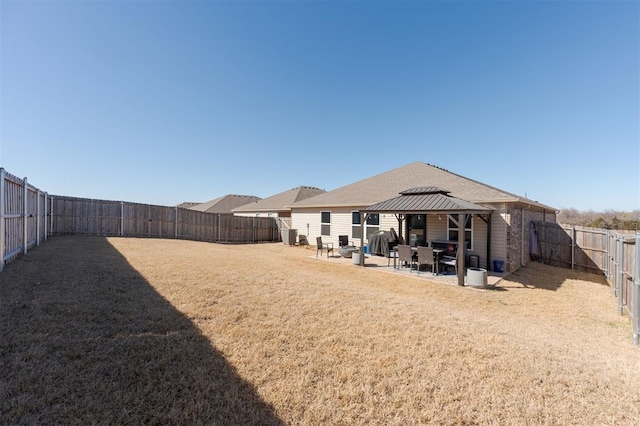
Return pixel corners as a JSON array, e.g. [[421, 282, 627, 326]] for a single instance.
[[232, 186, 325, 213], [189, 194, 261, 214], [362, 187, 492, 214], [289, 162, 555, 211], [176, 201, 201, 209]]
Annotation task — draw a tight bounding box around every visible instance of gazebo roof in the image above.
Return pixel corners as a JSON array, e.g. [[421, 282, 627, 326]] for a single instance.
[[361, 187, 492, 214]]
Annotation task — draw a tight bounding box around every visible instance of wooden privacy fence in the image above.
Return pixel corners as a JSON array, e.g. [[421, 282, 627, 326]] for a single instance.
[[0, 168, 281, 271], [0, 169, 49, 272], [49, 195, 280, 244], [532, 221, 639, 345]]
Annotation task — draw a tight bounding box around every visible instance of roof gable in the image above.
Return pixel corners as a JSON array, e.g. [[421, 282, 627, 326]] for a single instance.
[[190, 194, 261, 214], [233, 186, 325, 213]]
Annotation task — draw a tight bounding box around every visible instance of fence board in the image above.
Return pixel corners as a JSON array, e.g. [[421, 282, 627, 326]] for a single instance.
[[534, 220, 638, 344], [49, 195, 279, 244]]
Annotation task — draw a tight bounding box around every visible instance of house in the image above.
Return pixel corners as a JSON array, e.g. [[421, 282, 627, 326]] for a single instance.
[[232, 186, 325, 219], [189, 194, 261, 214], [288, 162, 556, 274]]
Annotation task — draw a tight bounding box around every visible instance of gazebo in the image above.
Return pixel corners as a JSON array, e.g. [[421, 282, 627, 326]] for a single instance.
[[358, 187, 493, 286]]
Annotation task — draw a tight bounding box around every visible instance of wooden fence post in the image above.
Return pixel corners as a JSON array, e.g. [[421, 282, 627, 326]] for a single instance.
[[23, 177, 28, 255], [120, 201, 124, 236], [44, 193, 48, 241], [618, 236, 624, 315], [633, 232, 639, 345], [174, 207, 178, 239], [607, 229, 614, 296], [36, 189, 41, 246], [49, 195, 54, 236], [0, 168, 5, 272], [571, 225, 575, 270]]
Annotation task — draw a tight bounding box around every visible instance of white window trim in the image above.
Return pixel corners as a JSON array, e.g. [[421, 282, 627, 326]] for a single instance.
[[321, 211, 331, 236]]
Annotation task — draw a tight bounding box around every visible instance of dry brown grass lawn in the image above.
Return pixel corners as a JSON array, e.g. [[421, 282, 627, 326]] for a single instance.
[[1, 236, 639, 425]]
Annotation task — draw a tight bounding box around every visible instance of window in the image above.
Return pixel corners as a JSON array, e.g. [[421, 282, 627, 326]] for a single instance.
[[351, 212, 380, 239], [366, 213, 380, 238], [448, 214, 472, 249], [351, 211, 361, 239], [321, 211, 331, 236]]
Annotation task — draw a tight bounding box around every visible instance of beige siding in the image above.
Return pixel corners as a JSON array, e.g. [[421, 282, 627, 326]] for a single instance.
[[469, 215, 488, 270], [330, 208, 359, 246], [292, 208, 390, 248], [291, 210, 321, 244], [489, 203, 509, 271]]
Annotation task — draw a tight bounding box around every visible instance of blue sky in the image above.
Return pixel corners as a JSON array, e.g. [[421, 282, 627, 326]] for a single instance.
[[1, 0, 638, 212]]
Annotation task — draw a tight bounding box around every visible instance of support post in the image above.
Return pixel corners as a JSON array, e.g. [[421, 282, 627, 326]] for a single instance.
[[633, 232, 639, 345], [0, 168, 5, 272], [457, 213, 466, 286], [359, 212, 365, 266], [486, 213, 492, 271]]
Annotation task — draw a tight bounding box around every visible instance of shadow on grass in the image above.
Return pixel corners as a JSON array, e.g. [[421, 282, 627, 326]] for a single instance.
[[0, 236, 284, 425], [493, 260, 609, 291]]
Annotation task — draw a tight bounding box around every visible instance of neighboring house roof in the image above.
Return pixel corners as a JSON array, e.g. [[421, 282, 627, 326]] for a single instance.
[[233, 186, 325, 213], [176, 202, 201, 209], [289, 162, 556, 211], [189, 194, 261, 214], [362, 187, 492, 214]]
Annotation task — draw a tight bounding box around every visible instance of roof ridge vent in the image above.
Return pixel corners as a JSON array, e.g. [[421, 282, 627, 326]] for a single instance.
[[399, 186, 451, 196]]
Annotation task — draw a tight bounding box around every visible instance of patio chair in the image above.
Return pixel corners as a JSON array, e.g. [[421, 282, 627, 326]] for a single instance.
[[338, 235, 349, 248], [416, 246, 436, 275], [387, 245, 399, 267], [397, 245, 416, 273], [316, 237, 334, 258], [439, 249, 459, 275]]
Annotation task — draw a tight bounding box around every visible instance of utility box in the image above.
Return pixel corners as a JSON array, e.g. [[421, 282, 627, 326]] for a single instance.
[[282, 229, 298, 245]]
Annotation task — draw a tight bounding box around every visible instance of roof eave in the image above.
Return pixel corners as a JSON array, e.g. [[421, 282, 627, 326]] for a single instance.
[[287, 203, 370, 210], [360, 208, 493, 214], [233, 207, 291, 213]]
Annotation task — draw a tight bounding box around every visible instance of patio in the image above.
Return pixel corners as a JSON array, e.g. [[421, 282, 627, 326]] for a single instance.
[[311, 251, 506, 288]]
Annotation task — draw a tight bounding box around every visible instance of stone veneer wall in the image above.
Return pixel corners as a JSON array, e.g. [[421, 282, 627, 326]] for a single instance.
[[505, 205, 557, 273], [505, 206, 523, 272]]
